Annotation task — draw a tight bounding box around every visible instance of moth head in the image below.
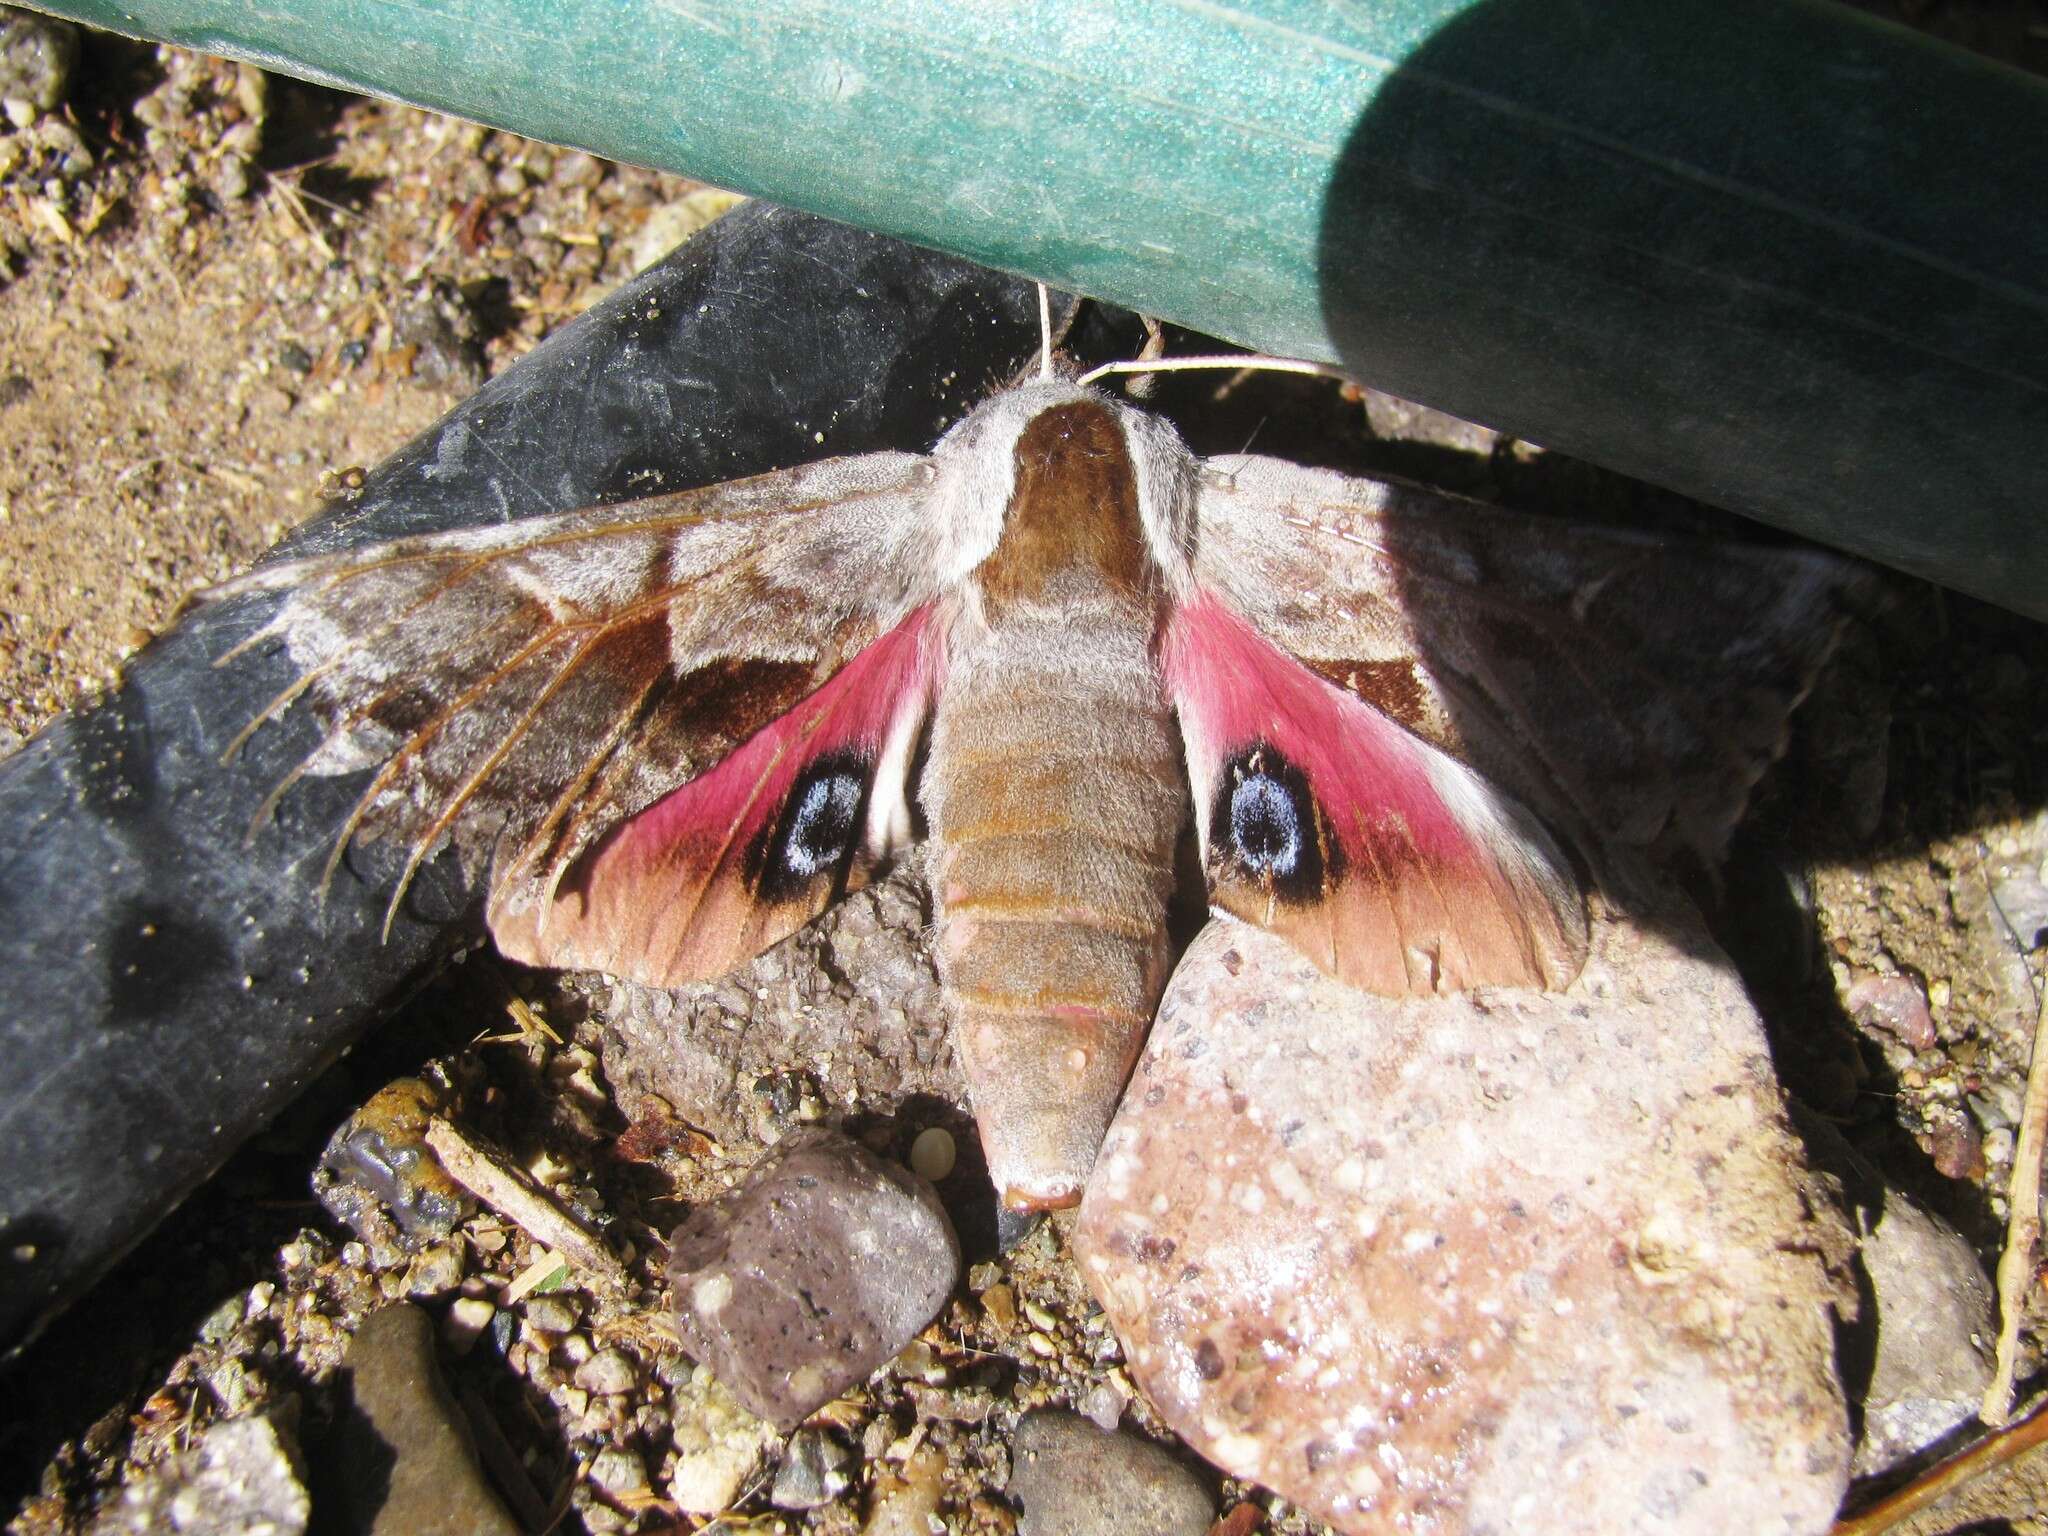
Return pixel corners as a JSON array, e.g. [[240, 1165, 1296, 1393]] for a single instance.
[[926, 381, 1199, 594]]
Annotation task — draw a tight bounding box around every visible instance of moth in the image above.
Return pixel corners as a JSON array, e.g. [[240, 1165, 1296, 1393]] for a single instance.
[[210, 372, 1859, 1211]]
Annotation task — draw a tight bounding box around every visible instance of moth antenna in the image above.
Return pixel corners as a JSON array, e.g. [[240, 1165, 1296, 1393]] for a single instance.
[[1037, 284, 1053, 382], [1075, 354, 1351, 388]]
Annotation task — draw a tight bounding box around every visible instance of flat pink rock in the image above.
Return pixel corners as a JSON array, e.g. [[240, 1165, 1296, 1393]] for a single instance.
[[1074, 901, 1854, 1536]]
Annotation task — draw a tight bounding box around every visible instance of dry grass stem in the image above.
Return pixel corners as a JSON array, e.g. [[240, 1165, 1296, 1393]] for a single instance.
[[424, 1116, 625, 1287], [1982, 969, 2048, 1426]]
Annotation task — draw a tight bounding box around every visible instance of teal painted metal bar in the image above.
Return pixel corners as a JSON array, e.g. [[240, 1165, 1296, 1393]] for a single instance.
[[25, 0, 2048, 616]]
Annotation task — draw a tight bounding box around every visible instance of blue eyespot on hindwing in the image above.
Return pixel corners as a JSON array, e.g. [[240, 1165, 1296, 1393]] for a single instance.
[[751, 753, 870, 901], [1209, 743, 1327, 901]]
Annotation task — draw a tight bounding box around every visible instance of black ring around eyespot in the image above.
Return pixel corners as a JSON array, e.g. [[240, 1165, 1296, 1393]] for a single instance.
[[748, 752, 872, 902], [1208, 742, 1326, 902]]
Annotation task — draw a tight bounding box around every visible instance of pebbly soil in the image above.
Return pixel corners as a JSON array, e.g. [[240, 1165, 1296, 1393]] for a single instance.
[[2, 13, 2046, 1536]]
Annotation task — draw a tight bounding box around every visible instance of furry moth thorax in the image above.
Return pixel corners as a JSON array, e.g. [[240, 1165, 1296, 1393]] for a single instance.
[[924, 380, 1201, 596], [211, 377, 1864, 1210]]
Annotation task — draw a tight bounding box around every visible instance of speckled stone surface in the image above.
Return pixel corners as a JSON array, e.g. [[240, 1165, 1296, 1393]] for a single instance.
[[1075, 903, 1856, 1536], [594, 865, 966, 1143], [1852, 1192, 1994, 1477], [87, 1412, 308, 1536], [668, 1127, 960, 1428], [1009, 1410, 1216, 1536], [665, 1367, 779, 1514], [333, 1304, 520, 1536]]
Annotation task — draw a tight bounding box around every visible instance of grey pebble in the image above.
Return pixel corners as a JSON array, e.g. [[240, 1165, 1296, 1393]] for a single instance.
[[587, 1445, 649, 1499], [313, 1077, 471, 1247], [770, 1426, 855, 1510], [402, 1242, 464, 1299], [573, 1348, 638, 1397], [1009, 1410, 1214, 1536], [522, 1293, 582, 1333], [202, 1357, 259, 1417], [88, 1411, 308, 1535], [554, 149, 605, 189], [328, 1304, 520, 1536], [668, 1126, 959, 1428], [1991, 867, 2048, 951], [35, 114, 90, 179], [391, 283, 485, 390], [1843, 973, 1936, 1053], [0, 7, 77, 114], [197, 1292, 246, 1345], [1853, 1193, 1996, 1477], [1076, 1378, 1128, 1431]]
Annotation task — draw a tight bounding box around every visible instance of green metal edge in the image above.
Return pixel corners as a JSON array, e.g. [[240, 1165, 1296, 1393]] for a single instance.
[[22, 0, 2048, 616]]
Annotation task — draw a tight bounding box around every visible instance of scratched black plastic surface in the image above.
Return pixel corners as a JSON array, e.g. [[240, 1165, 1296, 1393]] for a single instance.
[[0, 202, 1068, 1352]]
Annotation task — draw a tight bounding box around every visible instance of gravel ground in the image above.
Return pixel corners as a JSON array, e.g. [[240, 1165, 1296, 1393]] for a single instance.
[[2, 13, 2046, 1536]]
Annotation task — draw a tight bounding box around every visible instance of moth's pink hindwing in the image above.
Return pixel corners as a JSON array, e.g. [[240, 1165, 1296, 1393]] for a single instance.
[[206, 445, 945, 951], [1164, 591, 1587, 996], [488, 604, 942, 987]]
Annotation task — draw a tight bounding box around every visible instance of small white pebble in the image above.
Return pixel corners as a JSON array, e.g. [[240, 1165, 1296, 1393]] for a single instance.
[[574, 1348, 638, 1396], [589, 1446, 650, 1498], [1078, 1379, 1128, 1430], [966, 1261, 1002, 1292], [909, 1127, 956, 1182], [445, 1297, 496, 1354], [692, 1272, 733, 1317]]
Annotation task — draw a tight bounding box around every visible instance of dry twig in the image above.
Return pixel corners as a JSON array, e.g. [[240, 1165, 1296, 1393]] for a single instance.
[[1831, 1395, 2048, 1535], [424, 1116, 625, 1287], [1982, 957, 2048, 1425]]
